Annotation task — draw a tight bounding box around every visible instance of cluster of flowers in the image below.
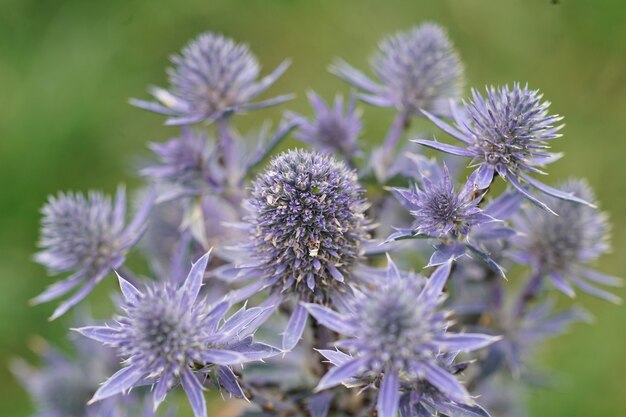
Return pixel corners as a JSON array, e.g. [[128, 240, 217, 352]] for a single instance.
[[15, 23, 621, 417]]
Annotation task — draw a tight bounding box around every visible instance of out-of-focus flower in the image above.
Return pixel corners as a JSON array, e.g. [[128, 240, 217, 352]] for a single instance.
[[131, 32, 292, 125], [510, 179, 622, 302], [142, 128, 224, 192], [305, 259, 497, 417], [331, 23, 463, 117], [33, 186, 153, 320], [11, 334, 120, 417], [75, 252, 278, 417], [473, 375, 528, 417], [214, 150, 375, 351], [289, 91, 362, 159], [416, 84, 593, 213], [488, 298, 592, 377]]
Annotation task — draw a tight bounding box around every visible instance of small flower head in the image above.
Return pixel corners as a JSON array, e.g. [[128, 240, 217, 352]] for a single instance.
[[391, 165, 492, 239], [248, 149, 369, 302], [332, 23, 463, 117], [305, 259, 497, 417], [417, 84, 592, 212], [142, 128, 221, 190], [511, 179, 621, 302], [76, 252, 277, 417], [132, 32, 291, 125], [290, 91, 362, 158], [33, 186, 152, 319]]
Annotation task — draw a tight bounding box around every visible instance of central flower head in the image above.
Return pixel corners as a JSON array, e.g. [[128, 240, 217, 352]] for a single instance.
[[353, 274, 443, 372], [249, 149, 369, 301], [124, 287, 206, 371]]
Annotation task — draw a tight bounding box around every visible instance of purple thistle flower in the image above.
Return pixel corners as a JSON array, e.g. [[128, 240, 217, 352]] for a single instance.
[[289, 91, 362, 158], [142, 128, 223, 192], [304, 259, 498, 417], [331, 23, 463, 117], [510, 179, 622, 303], [214, 150, 372, 351], [75, 252, 278, 417], [131, 32, 292, 125], [390, 165, 493, 239], [416, 84, 592, 213], [33, 186, 153, 320], [388, 164, 507, 276]]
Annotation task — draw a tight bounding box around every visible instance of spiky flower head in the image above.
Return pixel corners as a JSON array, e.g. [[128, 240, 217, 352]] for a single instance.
[[142, 128, 222, 191], [510, 179, 622, 303], [75, 252, 278, 417], [248, 149, 369, 302], [33, 186, 152, 320], [289, 91, 362, 158], [305, 260, 497, 417], [417, 84, 593, 213], [131, 32, 292, 125], [391, 165, 493, 239], [331, 23, 463, 117]]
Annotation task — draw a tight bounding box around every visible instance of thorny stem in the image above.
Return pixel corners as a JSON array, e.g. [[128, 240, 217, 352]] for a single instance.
[[382, 110, 409, 157], [216, 117, 237, 181]]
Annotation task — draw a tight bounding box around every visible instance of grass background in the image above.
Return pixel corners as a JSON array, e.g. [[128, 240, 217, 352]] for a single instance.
[[1, 0, 625, 415]]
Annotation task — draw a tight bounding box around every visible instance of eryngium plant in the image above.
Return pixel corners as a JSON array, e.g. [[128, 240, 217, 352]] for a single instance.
[[21, 23, 621, 417]]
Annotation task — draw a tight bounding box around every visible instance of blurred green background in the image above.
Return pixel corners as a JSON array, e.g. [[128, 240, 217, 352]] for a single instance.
[[1, 0, 625, 415]]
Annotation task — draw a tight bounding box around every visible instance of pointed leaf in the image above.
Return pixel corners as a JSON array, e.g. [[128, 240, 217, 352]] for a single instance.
[[316, 357, 368, 391], [181, 369, 206, 417], [182, 251, 211, 304], [89, 366, 143, 404], [302, 303, 356, 336], [413, 140, 474, 157]]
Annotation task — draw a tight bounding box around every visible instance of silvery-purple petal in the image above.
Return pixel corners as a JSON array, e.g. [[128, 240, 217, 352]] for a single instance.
[[419, 261, 452, 304], [519, 172, 595, 207], [90, 366, 143, 403], [549, 272, 576, 298], [153, 370, 174, 410], [414, 361, 471, 405], [49, 268, 109, 320], [30, 268, 87, 305], [377, 369, 400, 417], [282, 303, 309, 351], [73, 326, 120, 344], [181, 250, 211, 305], [316, 357, 368, 391], [117, 272, 142, 304], [201, 349, 247, 366], [435, 333, 499, 352], [317, 349, 353, 366], [414, 139, 474, 157], [302, 303, 356, 336], [420, 110, 473, 144], [180, 369, 206, 417], [217, 366, 245, 398]]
